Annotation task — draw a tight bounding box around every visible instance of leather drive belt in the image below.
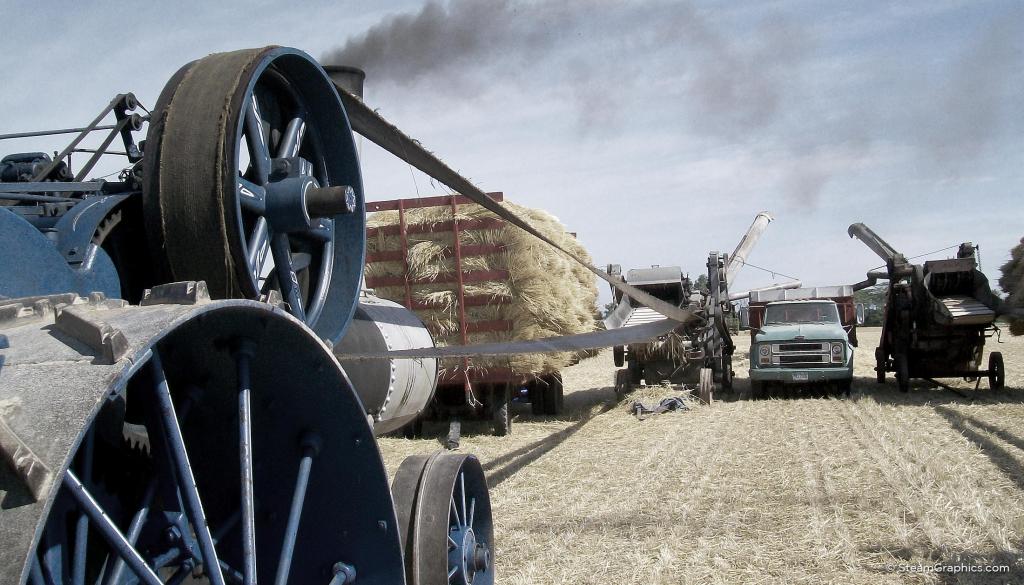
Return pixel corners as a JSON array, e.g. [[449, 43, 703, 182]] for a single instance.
[[334, 84, 695, 359], [339, 318, 681, 360]]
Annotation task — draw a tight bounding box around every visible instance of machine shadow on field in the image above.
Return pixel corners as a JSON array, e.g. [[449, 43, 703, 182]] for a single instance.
[[483, 396, 616, 488], [933, 405, 1024, 492]]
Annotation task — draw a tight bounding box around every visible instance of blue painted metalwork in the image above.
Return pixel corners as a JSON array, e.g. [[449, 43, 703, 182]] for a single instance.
[[274, 432, 320, 585], [150, 350, 228, 585], [234, 341, 258, 585], [0, 206, 120, 298], [62, 471, 164, 585], [53, 193, 132, 262]]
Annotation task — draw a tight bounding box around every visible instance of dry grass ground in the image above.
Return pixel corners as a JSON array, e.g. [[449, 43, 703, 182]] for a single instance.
[[377, 328, 1024, 584]]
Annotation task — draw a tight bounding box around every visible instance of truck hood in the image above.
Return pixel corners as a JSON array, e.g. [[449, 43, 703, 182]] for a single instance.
[[754, 323, 847, 343]]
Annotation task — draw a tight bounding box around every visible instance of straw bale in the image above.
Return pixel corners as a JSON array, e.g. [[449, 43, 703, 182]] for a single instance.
[[999, 237, 1024, 335], [366, 199, 598, 374]]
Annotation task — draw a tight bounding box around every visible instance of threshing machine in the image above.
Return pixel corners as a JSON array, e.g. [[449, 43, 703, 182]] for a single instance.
[[848, 223, 1006, 392], [0, 47, 494, 585], [605, 212, 780, 403]]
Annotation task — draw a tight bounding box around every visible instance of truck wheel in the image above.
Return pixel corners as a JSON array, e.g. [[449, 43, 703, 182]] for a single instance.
[[895, 354, 910, 393], [492, 384, 512, 436], [750, 380, 764, 400], [699, 368, 714, 404], [989, 352, 1005, 390], [613, 345, 624, 368], [543, 373, 564, 415], [839, 379, 852, 397]]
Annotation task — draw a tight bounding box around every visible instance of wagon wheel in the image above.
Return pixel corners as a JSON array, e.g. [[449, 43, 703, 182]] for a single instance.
[[699, 367, 714, 404], [17, 303, 402, 585], [491, 384, 511, 436], [528, 380, 544, 416], [989, 352, 1005, 390], [392, 453, 494, 585], [144, 47, 365, 342], [543, 373, 564, 415]]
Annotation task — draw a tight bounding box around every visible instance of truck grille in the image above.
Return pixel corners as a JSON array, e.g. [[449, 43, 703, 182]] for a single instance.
[[768, 341, 843, 368], [775, 342, 827, 353]]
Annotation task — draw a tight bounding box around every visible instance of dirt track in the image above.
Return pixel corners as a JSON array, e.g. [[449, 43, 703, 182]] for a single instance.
[[378, 328, 1024, 584]]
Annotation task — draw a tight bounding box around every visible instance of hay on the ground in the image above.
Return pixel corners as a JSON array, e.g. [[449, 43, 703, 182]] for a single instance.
[[366, 199, 598, 374]]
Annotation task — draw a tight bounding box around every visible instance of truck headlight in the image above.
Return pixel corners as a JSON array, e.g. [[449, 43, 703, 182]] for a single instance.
[[758, 344, 771, 365], [759, 345, 770, 357], [831, 342, 843, 363]]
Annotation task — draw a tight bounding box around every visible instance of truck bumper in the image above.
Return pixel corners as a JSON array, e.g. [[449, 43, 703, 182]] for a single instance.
[[748, 367, 852, 384]]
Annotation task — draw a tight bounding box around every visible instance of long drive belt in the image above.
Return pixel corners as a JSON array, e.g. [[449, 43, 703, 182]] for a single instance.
[[334, 84, 697, 359]]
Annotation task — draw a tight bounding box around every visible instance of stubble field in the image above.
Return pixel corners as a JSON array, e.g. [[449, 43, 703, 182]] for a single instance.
[[378, 328, 1024, 584]]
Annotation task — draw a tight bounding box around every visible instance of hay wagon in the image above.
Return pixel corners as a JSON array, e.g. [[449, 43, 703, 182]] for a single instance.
[[364, 193, 573, 438]]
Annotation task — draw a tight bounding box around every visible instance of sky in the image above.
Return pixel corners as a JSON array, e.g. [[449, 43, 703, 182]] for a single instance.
[[1, 0, 1021, 305]]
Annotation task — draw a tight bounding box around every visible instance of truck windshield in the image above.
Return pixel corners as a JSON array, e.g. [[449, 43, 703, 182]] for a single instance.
[[764, 303, 840, 325]]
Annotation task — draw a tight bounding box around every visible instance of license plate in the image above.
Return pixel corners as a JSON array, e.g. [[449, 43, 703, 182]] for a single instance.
[[791, 372, 809, 382]]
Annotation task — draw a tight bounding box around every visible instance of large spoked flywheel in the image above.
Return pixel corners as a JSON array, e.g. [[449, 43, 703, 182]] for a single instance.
[[144, 47, 365, 343]]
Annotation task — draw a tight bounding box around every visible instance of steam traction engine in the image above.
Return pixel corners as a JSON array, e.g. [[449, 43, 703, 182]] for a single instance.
[[0, 48, 493, 585]]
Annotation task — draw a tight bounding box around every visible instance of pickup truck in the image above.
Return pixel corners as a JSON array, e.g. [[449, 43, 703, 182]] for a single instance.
[[748, 291, 856, 397]]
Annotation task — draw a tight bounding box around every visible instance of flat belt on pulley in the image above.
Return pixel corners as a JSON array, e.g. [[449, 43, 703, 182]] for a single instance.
[[339, 317, 681, 360]]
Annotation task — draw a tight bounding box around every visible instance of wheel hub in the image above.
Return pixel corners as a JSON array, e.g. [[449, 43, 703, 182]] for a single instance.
[[264, 173, 316, 233], [449, 525, 490, 583]]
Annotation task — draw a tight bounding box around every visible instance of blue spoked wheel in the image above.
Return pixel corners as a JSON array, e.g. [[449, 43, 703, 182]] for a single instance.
[[27, 305, 402, 585], [392, 452, 494, 585], [144, 47, 365, 343]]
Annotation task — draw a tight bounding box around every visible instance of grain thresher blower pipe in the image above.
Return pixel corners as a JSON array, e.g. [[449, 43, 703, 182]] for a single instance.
[[329, 81, 695, 326], [725, 211, 773, 283], [728, 280, 802, 301], [847, 223, 910, 275], [851, 269, 889, 292]]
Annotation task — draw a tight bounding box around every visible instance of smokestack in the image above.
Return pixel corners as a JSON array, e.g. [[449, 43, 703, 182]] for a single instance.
[[323, 65, 366, 99]]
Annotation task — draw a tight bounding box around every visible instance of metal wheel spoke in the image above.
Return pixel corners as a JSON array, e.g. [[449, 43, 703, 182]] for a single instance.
[[449, 495, 461, 527], [238, 178, 266, 215], [247, 217, 272, 275], [102, 477, 158, 585], [468, 498, 475, 528], [459, 472, 467, 530], [290, 252, 312, 273], [448, 566, 458, 580], [277, 115, 306, 158], [236, 345, 257, 585], [447, 535, 458, 551], [270, 232, 305, 321], [304, 237, 332, 326], [274, 433, 320, 585], [295, 217, 333, 243], [151, 351, 227, 585], [244, 95, 271, 184], [72, 431, 95, 585], [62, 471, 163, 585]]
